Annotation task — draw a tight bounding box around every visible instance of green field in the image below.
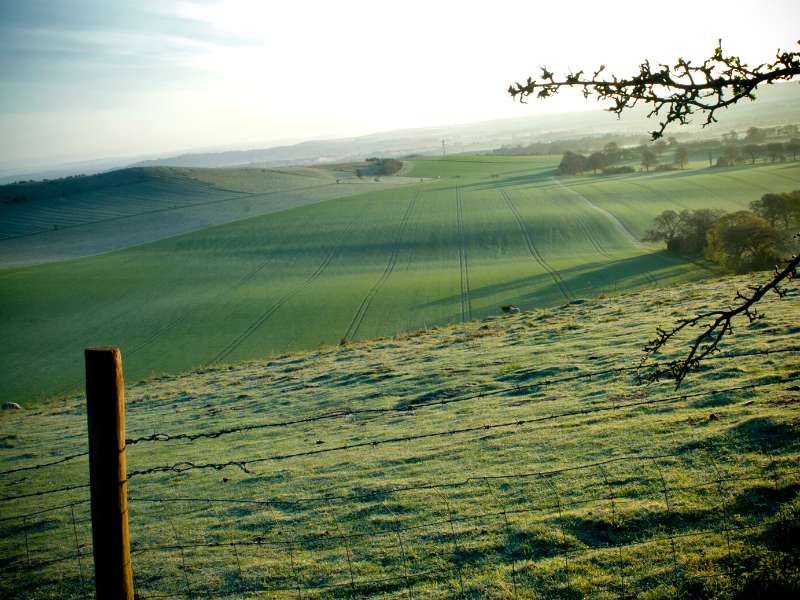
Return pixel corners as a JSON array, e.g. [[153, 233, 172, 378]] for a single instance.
[[1, 156, 799, 405], [0, 165, 408, 267], [1, 274, 798, 598]]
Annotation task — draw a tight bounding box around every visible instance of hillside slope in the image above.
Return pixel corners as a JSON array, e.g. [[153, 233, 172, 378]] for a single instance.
[[1, 274, 798, 598], [1, 156, 799, 406], [0, 166, 400, 267]]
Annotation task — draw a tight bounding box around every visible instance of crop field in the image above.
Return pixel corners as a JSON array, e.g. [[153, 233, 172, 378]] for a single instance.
[[1, 275, 798, 598], [1, 156, 799, 406], [0, 166, 399, 267]]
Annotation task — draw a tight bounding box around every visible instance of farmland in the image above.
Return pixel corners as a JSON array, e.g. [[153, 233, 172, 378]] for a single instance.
[[1, 273, 798, 598], [0, 166, 406, 267], [1, 156, 799, 406]]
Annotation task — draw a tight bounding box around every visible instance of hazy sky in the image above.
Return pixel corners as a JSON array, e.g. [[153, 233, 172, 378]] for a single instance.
[[1, 0, 798, 167]]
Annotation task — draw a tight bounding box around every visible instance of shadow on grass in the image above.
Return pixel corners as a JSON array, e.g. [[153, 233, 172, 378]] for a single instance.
[[678, 417, 800, 454]]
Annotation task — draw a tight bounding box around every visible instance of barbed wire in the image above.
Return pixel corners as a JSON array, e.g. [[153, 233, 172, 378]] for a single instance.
[[3, 345, 795, 482], [125, 377, 795, 478], [6, 438, 797, 597], [123, 345, 800, 447], [2, 377, 794, 508], [0, 483, 90, 504], [0, 450, 89, 478]]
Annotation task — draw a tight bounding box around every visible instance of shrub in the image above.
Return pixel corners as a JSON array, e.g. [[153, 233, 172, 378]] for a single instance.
[[601, 165, 635, 175]]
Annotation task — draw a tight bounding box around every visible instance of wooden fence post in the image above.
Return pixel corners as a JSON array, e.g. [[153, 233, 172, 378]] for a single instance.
[[85, 346, 135, 600]]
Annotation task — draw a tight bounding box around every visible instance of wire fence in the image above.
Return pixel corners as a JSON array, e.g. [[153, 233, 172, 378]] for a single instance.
[[1, 344, 798, 598]]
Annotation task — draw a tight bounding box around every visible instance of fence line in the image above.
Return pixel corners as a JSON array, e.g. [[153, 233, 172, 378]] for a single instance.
[[1, 376, 793, 505], [123, 344, 800, 447], [123, 466, 797, 557], [125, 523, 770, 599], [2, 344, 796, 480], [3, 342, 798, 599], [125, 377, 794, 478], [124, 434, 794, 509]]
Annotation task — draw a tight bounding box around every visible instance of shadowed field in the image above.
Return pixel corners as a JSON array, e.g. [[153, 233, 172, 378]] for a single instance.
[[1, 156, 798, 405]]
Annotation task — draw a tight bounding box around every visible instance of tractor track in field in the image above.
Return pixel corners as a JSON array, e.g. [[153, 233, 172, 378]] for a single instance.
[[127, 255, 279, 359], [500, 189, 572, 301], [209, 219, 359, 365], [455, 186, 473, 322], [342, 192, 419, 342]]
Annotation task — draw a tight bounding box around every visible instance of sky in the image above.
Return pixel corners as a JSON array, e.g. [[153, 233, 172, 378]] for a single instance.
[[1, 0, 798, 168]]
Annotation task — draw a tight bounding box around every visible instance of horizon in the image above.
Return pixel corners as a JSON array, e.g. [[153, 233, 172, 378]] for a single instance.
[[1, 1, 799, 170]]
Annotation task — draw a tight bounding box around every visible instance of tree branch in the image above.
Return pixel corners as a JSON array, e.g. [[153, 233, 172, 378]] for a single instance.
[[509, 41, 800, 140], [638, 246, 799, 387]]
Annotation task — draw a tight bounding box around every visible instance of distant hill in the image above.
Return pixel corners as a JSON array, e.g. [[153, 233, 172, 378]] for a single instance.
[[0, 165, 405, 267], [3, 83, 798, 184], [126, 83, 800, 170]]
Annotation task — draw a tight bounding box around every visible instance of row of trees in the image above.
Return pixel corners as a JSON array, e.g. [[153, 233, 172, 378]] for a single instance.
[[557, 142, 626, 175], [716, 139, 800, 167], [560, 142, 691, 175], [643, 190, 800, 272], [555, 124, 800, 176]]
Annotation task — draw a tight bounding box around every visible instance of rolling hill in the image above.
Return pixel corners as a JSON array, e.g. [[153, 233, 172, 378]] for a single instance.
[[1, 155, 799, 406], [0, 166, 410, 267]]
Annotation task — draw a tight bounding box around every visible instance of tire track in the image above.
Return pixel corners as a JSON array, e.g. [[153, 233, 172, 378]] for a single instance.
[[342, 192, 419, 341], [569, 178, 686, 286], [127, 253, 279, 359], [455, 186, 472, 322], [500, 189, 572, 301], [554, 181, 660, 287], [209, 218, 359, 365]]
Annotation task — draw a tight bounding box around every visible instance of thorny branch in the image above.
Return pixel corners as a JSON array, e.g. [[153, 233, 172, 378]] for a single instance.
[[508, 40, 800, 140], [639, 248, 799, 387]]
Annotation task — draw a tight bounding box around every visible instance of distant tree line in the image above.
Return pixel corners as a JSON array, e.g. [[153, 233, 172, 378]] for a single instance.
[[644, 190, 800, 272], [493, 133, 643, 157], [714, 126, 800, 167], [530, 123, 800, 177]]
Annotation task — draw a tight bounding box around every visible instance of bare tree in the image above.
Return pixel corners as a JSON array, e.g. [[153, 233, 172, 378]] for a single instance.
[[508, 40, 800, 386]]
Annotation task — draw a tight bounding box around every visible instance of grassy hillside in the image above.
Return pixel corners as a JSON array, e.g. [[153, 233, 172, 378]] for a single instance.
[[0, 166, 402, 267], [1, 156, 799, 406], [1, 274, 798, 598]]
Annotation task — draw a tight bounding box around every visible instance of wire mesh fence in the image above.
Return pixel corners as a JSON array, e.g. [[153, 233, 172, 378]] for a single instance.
[[1, 344, 798, 598]]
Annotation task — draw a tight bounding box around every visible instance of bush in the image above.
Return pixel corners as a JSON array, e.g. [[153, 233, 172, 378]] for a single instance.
[[706, 211, 784, 272], [601, 165, 635, 175]]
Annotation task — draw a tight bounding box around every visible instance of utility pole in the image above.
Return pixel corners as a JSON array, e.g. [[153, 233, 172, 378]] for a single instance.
[[442, 139, 446, 157]]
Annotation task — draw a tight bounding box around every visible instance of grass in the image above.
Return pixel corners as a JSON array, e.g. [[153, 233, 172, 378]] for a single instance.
[[1, 156, 799, 406], [0, 165, 399, 267], [0, 273, 798, 598]]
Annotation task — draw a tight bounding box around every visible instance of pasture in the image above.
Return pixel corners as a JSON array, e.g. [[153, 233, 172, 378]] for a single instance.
[[1, 274, 798, 598], [1, 156, 799, 406]]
